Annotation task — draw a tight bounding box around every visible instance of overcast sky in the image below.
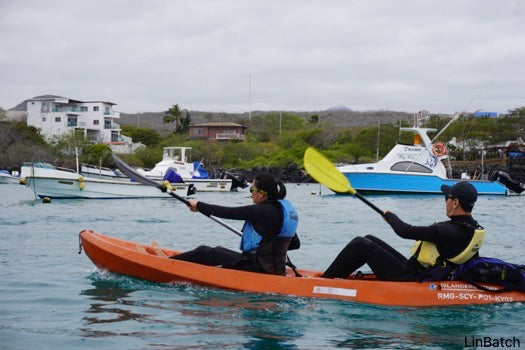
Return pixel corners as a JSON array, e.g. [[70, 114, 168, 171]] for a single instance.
[[1, 0, 524, 114]]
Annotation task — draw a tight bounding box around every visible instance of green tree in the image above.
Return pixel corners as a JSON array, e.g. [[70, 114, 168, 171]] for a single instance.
[[121, 125, 160, 146], [309, 114, 319, 124], [247, 113, 304, 142], [0, 107, 6, 120], [82, 144, 113, 167], [163, 104, 182, 129]]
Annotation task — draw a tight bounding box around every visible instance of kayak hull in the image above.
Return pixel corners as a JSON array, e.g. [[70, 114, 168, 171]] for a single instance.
[[80, 230, 525, 307]]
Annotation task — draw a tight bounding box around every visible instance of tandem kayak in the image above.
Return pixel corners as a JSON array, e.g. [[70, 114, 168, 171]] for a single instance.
[[79, 230, 525, 307]]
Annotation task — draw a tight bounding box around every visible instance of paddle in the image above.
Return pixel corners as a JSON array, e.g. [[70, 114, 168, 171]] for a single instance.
[[303, 147, 385, 217], [112, 154, 242, 237]]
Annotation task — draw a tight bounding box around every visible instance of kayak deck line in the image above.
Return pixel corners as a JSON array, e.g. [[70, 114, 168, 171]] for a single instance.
[[79, 230, 525, 307]]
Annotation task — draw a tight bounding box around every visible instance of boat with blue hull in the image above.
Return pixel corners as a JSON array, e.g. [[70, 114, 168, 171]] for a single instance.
[[337, 114, 513, 195], [344, 172, 508, 195]]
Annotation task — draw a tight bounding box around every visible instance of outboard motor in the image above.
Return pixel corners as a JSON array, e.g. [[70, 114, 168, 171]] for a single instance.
[[186, 184, 196, 196], [221, 171, 249, 191], [488, 170, 524, 194]]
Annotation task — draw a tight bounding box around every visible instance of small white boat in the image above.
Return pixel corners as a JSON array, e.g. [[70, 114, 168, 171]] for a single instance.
[[138, 147, 247, 192], [0, 170, 19, 184], [19, 162, 194, 199], [80, 163, 128, 181], [337, 114, 512, 195]]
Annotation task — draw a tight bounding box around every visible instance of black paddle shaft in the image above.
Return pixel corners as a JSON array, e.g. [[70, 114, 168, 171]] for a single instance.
[[112, 154, 190, 206], [112, 154, 243, 237]]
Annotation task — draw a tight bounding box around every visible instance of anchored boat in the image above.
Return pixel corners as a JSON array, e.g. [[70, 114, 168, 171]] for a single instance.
[[138, 146, 247, 192], [80, 230, 525, 307], [337, 114, 514, 195], [19, 162, 194, 199]]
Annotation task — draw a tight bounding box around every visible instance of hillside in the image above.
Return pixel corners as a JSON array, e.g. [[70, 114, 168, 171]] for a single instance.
[[120, 109, 415, 135]]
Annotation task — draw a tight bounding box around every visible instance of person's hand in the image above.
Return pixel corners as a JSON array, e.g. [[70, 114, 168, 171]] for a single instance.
[[187, 198, 199, 212]]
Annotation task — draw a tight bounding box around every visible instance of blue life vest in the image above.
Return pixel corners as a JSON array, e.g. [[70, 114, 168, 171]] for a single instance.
[[240, 199, 298, 253]]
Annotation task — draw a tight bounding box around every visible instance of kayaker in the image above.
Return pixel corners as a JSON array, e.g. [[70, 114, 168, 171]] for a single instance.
[[322, 181, 484, 280], [147, 173, 300, 275]]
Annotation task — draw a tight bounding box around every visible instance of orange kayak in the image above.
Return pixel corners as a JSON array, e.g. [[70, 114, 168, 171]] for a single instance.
[[79, 230, 525, 307]]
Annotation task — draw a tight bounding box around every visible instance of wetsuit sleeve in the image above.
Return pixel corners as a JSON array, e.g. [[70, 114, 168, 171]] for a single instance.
[[197, 202, 257, 221], [383, 211, 458, 245]]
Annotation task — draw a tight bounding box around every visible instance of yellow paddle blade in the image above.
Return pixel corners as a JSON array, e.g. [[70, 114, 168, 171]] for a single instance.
[[303, 147, 356, 195]]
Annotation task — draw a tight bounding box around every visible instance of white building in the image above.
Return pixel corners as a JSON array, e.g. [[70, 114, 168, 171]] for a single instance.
[[26, 96, 125, 144]]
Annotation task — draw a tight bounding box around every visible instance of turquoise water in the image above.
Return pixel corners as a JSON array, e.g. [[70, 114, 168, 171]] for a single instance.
[[1, 183, 524, 349]]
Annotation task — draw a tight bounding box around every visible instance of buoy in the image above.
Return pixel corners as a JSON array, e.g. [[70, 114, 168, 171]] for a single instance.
[[432, 143, 447, 157], [78, 176, 85, 190], [42, 197, 51, 203]]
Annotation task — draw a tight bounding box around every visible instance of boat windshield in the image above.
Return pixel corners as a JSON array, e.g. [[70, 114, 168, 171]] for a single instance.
[[390, 162, 432, 173]]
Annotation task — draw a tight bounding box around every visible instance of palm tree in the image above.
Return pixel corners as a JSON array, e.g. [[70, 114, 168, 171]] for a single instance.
[[163, 104, 182, 130]]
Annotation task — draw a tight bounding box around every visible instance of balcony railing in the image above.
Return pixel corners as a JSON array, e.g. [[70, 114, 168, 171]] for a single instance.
[[215, 133, 246, 140]]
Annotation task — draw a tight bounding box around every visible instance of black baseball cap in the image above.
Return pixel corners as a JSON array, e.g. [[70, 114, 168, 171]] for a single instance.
[[441, 181, 478, 212]]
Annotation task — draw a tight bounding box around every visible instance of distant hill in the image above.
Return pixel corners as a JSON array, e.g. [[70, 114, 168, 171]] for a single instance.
[[120, 109, 415, 135], [326, 105, 353, 112]]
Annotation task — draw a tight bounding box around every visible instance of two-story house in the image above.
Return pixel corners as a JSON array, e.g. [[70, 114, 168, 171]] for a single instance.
[[188, 122, 246, 142], [26, 96, 124, 144]]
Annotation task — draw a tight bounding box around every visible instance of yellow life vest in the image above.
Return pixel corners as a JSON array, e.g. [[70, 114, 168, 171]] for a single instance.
[[411, 228, 485, 267]]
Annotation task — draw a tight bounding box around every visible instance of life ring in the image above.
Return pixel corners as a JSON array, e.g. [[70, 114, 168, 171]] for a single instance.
[[432, 143, 447, 157]]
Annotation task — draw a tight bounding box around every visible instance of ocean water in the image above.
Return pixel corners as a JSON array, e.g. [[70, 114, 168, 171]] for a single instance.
[[0, 182, 524, 350]]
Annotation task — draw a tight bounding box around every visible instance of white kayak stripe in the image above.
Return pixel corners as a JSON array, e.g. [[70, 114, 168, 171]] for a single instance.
[[313, 286, 357, 297]]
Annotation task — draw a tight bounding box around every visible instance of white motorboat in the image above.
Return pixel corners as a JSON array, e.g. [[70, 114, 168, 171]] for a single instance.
[[138, 146, 247, 192], [0, 170, 20, 184], [19, 162, 194, 199], [336, 114, 512, 195]]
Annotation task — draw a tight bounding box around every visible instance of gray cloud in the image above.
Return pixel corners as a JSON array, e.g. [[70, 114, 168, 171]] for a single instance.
[[1, 0, 524, 114]]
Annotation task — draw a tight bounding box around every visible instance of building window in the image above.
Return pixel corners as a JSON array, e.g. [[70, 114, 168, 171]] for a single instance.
[[42, 117, 46, 122], [55, 117, 61, 122], [93, 120, 99, 125], [81, 106, 88, 112], [93, 106, 99, 111]]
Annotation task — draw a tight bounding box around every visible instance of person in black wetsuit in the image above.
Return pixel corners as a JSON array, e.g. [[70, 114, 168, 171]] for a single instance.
[[322, 181, 482, 280], [147, 173, 300, 275]]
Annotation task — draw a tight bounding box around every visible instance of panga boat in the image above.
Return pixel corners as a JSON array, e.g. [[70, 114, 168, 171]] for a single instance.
[[336, 113, 513, 195], [79, 230, 525, 307], [20, 162, 195, 199]]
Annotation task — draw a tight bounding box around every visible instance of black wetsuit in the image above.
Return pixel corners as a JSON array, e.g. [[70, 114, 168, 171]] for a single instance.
[[171, 200, 299, 274], [322, 213, 480, 280]]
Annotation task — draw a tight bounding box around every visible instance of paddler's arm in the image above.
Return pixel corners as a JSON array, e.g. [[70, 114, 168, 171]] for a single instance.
[[383, 211, 441, 241], [187, 199, 257, 220]]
